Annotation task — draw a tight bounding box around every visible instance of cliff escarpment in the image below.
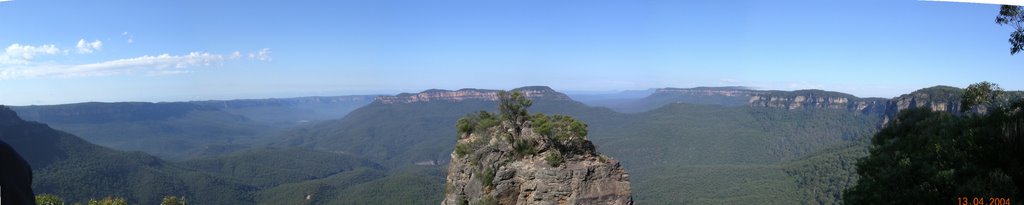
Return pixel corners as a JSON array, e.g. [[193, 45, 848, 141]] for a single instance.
[[649, 86, 968, 115], [642, 86, 1023, 127], [441, 94, 632, 205], [377, 86, 571, 104], [747, 90, 889, 114], [644, 87, 889, 113]]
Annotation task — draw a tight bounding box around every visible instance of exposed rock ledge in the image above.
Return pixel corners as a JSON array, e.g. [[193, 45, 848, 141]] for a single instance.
[[376, 86, 571, 104], [441, 121, 632, 205]]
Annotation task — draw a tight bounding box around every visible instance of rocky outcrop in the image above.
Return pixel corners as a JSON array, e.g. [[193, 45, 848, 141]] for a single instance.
[[878, 86, 965, 125], [886, 86, 963, 112], [377, 86, 571, 104], [442, 120, 632, 205]]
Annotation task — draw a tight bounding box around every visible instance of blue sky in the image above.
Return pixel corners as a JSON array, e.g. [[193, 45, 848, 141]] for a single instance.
[[0, 0, 1020, 105]]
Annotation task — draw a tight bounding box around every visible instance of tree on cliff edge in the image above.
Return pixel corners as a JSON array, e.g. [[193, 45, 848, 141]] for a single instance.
[[498, 91, 532, 138]]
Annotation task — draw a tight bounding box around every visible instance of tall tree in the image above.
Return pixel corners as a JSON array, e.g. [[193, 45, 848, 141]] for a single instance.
[[497, 91, 532, 137], [997, 5, 1024, 55], [960, 81, 1006, 114]]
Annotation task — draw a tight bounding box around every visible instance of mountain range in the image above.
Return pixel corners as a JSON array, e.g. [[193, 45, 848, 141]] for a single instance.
[[3, 85, 1018, 204], [8, 96, 375, 159]]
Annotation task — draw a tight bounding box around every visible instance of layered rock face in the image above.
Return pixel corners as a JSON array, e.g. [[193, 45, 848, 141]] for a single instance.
[[651, 86, 992, 127], [442, 121, 632, 205], [747, 90, 889, 114], [655, 86, 760, 97], [649, 87, 890, 113], [879, 86, 965, 125], [377, 86, 571, 104]]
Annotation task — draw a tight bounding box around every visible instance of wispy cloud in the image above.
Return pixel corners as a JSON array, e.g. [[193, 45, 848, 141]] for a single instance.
[[1, 51, 234, 79], [122, 32, 134, 44], [0, 41, 272, 79], [76, 39, 103, 54], [249, 48, 272, 61]]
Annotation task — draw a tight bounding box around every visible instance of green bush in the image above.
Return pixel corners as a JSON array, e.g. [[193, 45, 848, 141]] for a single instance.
[[87, 197, 128, 205], [456, 111, 499, 137], [545, 152, 564, 167], [530, 114, 590, 155], [35, 194, 63, 205], [475, 117, 498, 134], [161, 196, 187, 205], [476, 167, 495, 188], [455, 142, 471, 157], [456, 118, 474, 135], [531, 114, 587, 142], [532, 113, 553, 135], [478, 195, 498, 205], [512, 139, 537, 157], [844, 101, 1024, 204], [498, 91, 532, 132]]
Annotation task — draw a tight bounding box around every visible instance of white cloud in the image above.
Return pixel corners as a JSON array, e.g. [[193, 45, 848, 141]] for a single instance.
[[82, 52, 225, 69], [0, 51, 234, 79], [0, 40, 272, 79], [0, 0, 13, 3], [0, 43, 60, 65], [249, 48, 272, 61], [76, 39, 103, 54], [122, 32, 134, 44]]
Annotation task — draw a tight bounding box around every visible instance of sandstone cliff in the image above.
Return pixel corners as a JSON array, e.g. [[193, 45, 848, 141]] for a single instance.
[[442, 114, 632, 205], [747, 90, 889, 114], [644, 87, 890, 113], [377, 86, 571, 104], [645, 86, 1006, 127], [744, 86, 1024, 126], [878, 86, 965, 125]]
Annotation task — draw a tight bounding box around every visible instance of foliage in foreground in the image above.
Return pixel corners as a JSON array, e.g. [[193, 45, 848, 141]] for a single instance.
[[997, 5, 1024, 55], [844, 82, 1024, 204], [160, 196, 187, 205], [35, 194, 63, 205], [454, 91, 592, 160], [34, 195, 188, 205], [87, 197, 128, 205]]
